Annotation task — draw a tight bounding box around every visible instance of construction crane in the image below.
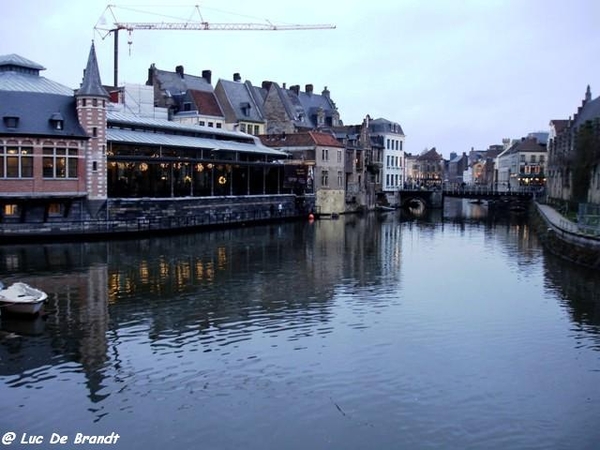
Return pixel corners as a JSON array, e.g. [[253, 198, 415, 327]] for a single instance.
[[94, 5, 336, 87]]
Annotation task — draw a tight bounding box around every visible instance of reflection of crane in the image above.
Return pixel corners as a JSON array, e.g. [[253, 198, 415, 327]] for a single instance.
[[95, 5, 336, 87]]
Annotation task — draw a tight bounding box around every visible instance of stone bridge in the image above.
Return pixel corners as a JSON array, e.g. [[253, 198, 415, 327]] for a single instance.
[[399, 187, 539, 209]]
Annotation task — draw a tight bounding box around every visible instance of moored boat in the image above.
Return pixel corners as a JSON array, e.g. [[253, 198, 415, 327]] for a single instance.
[[0, 282, 48, 315]]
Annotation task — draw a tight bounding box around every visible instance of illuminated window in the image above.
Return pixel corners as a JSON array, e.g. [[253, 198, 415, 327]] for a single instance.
[[48, 203, 62, 216], [4, 204, 19, 216], [0, 145, 33, 178]]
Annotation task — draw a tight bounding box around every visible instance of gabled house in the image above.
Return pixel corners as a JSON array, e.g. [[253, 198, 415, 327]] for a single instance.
[[332, 120, 373, 211], [260, 131, 345, 215], [261, 82, 341, 134], [146, 64, 225, 128], [214, 75, 266, 135], [414, 147, 444, 188], [496, 137, 547, 191], [173, 89, 225, 129]]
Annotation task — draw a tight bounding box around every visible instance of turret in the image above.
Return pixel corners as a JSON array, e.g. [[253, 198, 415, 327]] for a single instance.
[[76, 42, 109, 207]]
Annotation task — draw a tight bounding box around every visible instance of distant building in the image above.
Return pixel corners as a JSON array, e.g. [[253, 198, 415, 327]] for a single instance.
[[368, 118, 405, 206]]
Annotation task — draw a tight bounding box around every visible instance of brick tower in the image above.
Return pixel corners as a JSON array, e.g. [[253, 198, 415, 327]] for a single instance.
[[76, 42, 109, 216]]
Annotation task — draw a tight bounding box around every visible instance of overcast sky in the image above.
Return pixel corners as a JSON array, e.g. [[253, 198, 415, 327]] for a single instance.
[[2, 0, 599, 157]]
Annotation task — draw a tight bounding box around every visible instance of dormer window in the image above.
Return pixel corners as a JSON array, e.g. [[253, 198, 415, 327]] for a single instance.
[[49, 112, 64, 131], [3, 115, 19, 129], [240, 102, 251, 117]]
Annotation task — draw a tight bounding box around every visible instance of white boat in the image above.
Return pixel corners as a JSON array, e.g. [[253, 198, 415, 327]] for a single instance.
[[0, 282, 48, 315]]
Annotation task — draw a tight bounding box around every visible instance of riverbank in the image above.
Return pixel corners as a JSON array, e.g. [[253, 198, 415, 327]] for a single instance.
[[533, 202, 600, 269], [0, 194, 314, 244]]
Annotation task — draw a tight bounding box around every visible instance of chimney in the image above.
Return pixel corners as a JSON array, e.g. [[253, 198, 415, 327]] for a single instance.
[[290, 85, 300, 95], [305, 84, 313, 94], [262, 81, 273, 90], [175, 65, 184, 78], [233, 73, 241, 82], [202, 70, 212, 85], [322, 86, 330, 98], [282, 82, 286, 89]]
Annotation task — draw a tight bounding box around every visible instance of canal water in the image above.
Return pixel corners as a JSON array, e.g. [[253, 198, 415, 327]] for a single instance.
[[1, 199, 599, 450]]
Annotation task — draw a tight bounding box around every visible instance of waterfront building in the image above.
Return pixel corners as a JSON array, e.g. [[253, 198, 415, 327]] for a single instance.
[[0, 49, 97, 223], [260, 131, 345, 215], [495, 137, 547, 191], [368, 118, 405, 206], [547, 86, 600, 206], [0, 44, 291, 231], [331, 119, 373, 211]]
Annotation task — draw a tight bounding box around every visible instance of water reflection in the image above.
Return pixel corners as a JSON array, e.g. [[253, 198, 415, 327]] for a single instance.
[[0, 203, 599, 449]]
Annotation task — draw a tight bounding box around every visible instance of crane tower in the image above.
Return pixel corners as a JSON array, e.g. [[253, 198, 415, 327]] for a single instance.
[[94, 5, 336, 87]]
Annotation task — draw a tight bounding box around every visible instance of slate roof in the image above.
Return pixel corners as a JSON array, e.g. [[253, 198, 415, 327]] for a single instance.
[[217, 79, 265, 122], [151, 65, 212, 96], [417, 148, 442, 161], [0, 54, 73, 96], [0, 53, 87, 137], [107, 111, 285, 156], [108, 128, 285, 156], [77, 43, 109, 98], [514, 138, 546, 153], [0, 91, 87, 137], [573, 96, 600, 128], [369, 117, 404, 135]]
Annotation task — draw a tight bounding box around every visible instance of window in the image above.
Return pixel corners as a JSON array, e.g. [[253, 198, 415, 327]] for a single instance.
[[337, 171, 343, 187], [531, 155, 536, 163], [93, 161, 97, 171], [199, 121, 206, 126], [254, 125, 259, 135], [217, 123, 222, 129], [3, 116, 19, 129], [4, 204, 19, 216], [322, 148, 329, 161], [48, 203, 62, 216], [540, 155, 545, 163], [1, 145, 33, 178], [92, 98, 98, 107], [43, 147, 78, 178], [240, 123, 246, 133], [337, 150, 342, 163], [92, 127, 97, 137], [208, 122, 214, 128], [82, 99, 87, 107], [321, 169, 329, 187]]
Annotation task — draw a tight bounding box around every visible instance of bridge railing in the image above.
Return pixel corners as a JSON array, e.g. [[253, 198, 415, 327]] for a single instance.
[[442, 186, 541, 197]]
